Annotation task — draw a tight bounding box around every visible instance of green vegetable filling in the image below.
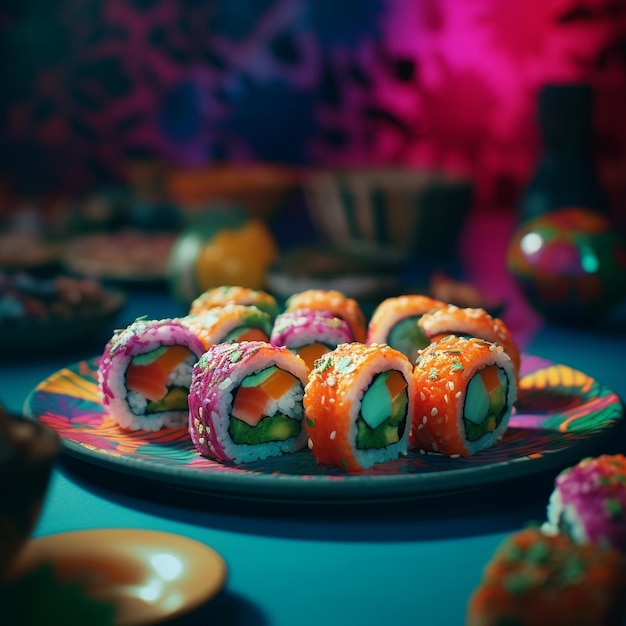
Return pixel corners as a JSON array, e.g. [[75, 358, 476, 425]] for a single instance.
[[387, 316, 429, 362], [463, 365, 508, 442], [222, 325, 270, 342], [356, 370, 409, 450], [145, 386, 189, 414], [229, 414, 301, 445]]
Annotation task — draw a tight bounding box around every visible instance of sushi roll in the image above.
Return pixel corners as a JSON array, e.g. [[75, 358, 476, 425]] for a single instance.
[[182, 303, 273, 349], [466, 526, 626, 626], [542, 454, 626, 553], [269, 308, 353, 371], [418, 304, 521, 381], [366, 294, 445, 364], [303, 342, 413, 471], [189, 285, 279, 321], [98, 317, 206, 432], [188, 341, 309, 463], [284, 289, 367, 342], [411, 335, 516, 456]]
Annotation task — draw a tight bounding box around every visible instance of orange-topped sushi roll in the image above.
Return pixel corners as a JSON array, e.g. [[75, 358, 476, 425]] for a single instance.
[[189, 285, 279, 321], [411, 335, 517, 457], [182, 304, 273, 350], [284, 289, 367, 343], [466, 526, 626, 626], [418, 304, 521, 381], [367, 294, 445, 364], [303, 342, 414, 471]]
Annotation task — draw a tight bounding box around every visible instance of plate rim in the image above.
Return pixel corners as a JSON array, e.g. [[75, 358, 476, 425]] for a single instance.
[[23, 355, 624, 503]]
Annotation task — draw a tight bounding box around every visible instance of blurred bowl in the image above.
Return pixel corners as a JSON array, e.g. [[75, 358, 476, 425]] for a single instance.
[[166, 162, 300, 221], [302, 168, 473, 262], [0, 405, 60, 579]]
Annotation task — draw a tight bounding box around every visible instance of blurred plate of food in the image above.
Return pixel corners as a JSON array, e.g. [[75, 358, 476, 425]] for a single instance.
[[0, 232, 63, 272], [0, 272, 126, 357], [62, 229, 177, 285]]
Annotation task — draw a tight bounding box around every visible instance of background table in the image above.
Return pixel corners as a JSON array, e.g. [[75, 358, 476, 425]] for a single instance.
[[2, 280, 625, 626]]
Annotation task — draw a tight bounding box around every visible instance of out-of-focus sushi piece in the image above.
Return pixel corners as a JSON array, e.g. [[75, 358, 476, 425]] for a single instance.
[[466, 526, 626, 626], [284, 289, 367, 343], [269, 308, 353, 371], [366, 294, 445, 364], [418, 304, 521, 381], [542, 454, 626, 554], [182, 303, 273, 350], [188, 285, 279, 321]]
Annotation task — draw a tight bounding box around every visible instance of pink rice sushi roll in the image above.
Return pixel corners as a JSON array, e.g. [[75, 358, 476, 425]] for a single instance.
[[98, 317, 206, 432], [269, 308, 353, 371], [188, 341, 309, 463], [284, 289, 366, 342], [542, 454, 626, 553]]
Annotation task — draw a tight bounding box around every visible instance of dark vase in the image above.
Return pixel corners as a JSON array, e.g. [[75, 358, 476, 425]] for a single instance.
[[518, 83, 609, 224]]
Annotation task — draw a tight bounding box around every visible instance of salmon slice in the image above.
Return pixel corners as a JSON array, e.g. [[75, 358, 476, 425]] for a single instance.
[[231, 385, 271, 426], [126, 345, 192, 402]]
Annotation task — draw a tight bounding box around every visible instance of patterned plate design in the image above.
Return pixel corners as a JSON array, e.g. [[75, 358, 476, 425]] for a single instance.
[[24, 355, 623, 502]]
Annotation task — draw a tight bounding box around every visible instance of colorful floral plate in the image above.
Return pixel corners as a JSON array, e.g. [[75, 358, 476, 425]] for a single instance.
[[24, 355, 623, 502]]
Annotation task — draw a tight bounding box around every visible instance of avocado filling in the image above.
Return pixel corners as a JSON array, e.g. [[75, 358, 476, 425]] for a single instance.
[[356, 370, 409, 450], [228, 366, 304, 445], [387, 316, 430, 363], [462, 365, 509, 442], [229, 414, 301, 444], [145, 387, 189, 414]]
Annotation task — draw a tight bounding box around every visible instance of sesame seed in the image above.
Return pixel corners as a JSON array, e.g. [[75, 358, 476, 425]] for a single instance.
[[447, 381, 455, 391], [432, 442, 439, 451], [422, 416, 428, 424], [330, 430, 336, 440], [455, 391, 462, 398], [431, 407, 438, 417], [450, 454, 460, 459], [444, 394, 449, 404], [198, 437, 205, 444], [307, 438, 313, 449], [327, 375, 336, 386], [420, 391, 426, 401]]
